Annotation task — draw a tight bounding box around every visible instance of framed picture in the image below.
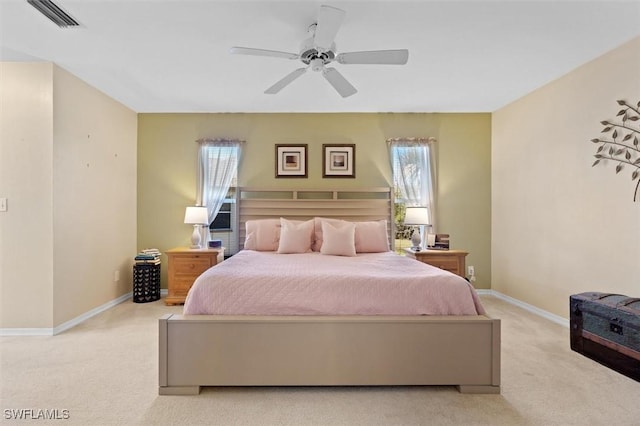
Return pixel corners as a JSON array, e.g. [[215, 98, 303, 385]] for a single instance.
[[323, 144, 355, 178], [275, 144, 308, 178]]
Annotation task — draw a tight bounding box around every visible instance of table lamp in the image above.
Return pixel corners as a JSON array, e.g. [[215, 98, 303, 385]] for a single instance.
[[404, 207, 430, 251], [184, 206, 209, 249]]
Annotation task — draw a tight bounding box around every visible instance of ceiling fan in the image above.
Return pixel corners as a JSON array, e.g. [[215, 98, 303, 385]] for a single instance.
[[230, 5, 409, 98]]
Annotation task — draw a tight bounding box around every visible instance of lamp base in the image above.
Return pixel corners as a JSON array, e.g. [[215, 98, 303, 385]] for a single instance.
[[410, 231, 422, 252], [190, 224, 202, 249]]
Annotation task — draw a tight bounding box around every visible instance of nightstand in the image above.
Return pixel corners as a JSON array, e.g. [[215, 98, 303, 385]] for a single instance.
[[404, 248, 468, 278], [165, 247, 224, 305]]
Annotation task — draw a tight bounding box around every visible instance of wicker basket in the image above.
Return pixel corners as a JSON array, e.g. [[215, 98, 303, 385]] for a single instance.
[[133, 263, 161, 303]]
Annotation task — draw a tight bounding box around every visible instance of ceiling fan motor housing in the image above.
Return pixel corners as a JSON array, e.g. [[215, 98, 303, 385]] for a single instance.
[[299, 36, 335, 71]]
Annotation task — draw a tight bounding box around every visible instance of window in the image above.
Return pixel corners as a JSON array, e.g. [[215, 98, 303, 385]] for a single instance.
[[388, 138, 437, 250], [208, 190, 238, 255], [210, 200, 233, 231], [197, 139, 243, 255]]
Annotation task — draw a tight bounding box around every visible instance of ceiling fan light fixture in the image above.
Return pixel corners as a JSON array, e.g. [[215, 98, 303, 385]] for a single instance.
[[310, 58, 324, 72]]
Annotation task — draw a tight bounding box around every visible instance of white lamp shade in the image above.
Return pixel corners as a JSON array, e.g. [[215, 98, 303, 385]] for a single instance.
[[404, 207, 430, 225], [184, 206, 209, 225]]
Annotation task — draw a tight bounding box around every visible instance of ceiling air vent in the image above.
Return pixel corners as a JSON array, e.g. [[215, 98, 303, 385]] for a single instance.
[[27, 0, 79, 28]]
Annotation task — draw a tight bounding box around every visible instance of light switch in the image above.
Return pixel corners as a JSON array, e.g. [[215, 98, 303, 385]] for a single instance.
[[0, 198, 6, 212]]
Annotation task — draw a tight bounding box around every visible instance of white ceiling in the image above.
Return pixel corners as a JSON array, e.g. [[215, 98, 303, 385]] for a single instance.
[[1, 0, 639, 113]]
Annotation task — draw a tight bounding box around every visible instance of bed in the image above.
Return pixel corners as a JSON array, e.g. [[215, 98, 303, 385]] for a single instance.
[[159, 187, 500, 395]]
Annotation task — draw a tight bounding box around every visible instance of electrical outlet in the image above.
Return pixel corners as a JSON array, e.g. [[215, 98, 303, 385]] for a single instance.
[[467, 266, 475, 277], [114, 270, 120, 282], [0, 198, 7, 212]]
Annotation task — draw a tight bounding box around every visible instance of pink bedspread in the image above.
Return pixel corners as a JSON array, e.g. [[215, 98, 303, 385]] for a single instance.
[[183, 250, 486, 316]]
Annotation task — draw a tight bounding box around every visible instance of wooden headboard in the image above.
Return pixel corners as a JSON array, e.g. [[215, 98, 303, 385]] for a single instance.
[[237, 187, 394, 250]]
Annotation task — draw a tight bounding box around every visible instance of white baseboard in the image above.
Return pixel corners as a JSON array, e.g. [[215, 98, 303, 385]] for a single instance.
[[0, 327, 54, 337], [478, 289, 569, 328], [2, 288, 567, 336], [0, 292, 133, 336]]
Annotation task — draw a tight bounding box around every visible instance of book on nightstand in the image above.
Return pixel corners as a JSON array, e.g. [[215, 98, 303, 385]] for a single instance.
[[428, 234, 450, 250], [134, 248, 161, 264]]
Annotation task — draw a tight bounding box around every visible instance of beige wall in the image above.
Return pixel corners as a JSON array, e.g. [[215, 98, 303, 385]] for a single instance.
[[0, 63, 55, 328], [0, 63, 137, 329], [51, 66, 138, 326], [492, 36, 640, 319], [138, 113, 492, 289]]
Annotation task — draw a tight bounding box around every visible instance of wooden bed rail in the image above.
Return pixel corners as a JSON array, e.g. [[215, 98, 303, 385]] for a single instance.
[[159, 313, 500, 395]]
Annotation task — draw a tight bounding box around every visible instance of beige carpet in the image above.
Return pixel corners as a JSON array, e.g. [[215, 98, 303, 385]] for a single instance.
[[1, 295, 639, 425]]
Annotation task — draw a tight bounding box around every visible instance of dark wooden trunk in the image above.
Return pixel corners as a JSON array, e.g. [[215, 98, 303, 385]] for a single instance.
[[570, 292, 640, 382]]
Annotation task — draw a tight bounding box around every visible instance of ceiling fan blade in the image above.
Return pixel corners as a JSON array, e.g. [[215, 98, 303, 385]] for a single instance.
[[264, 68, 307, 94], [230, 46, 299, 60], [314, 5, 346, 50], [336, 49, 409, 65], [322, 67, 357, 98]]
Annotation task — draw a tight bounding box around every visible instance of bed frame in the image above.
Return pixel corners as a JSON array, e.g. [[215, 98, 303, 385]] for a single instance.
[[159, 188, 500, 395]]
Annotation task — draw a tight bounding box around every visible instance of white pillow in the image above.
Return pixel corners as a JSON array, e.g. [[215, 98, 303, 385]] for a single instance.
[[244, 219, 280, 251], [277, 218, 314, 254], [320, 220, 356, 257], [354, 220, 390, 253], [312, 217, 344, 251]]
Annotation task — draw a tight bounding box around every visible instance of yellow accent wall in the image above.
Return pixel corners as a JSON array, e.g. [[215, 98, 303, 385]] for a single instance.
[[138, 113, 492, 289], [492, 36, 640, 319]]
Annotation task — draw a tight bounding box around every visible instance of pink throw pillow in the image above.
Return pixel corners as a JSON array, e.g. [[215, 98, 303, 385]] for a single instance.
[[244, 218, 281, 251], [354, 220, 390, 253], [312, 217, 344, 251], [277, 218, 314, 254], [320, 220, 356, 257]]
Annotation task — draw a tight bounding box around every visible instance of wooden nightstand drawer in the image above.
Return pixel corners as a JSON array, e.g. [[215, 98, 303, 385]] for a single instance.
[[424, 257, 459, 274], [172, 256, 212, 276], [403, 248, 468, 278], [170, 279, 195, 297], [165, 247, 225, 305]]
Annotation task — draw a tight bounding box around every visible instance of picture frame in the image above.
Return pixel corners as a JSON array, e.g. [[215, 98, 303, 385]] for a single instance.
[[275, 144, 308, 178], [322, 144, 355, 178]]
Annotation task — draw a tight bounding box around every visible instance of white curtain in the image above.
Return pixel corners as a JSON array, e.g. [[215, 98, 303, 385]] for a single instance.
[[388, 137, 437, 232], [196, 138, 243, 245]]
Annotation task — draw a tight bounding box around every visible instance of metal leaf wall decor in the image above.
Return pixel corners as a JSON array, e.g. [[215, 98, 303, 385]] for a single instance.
[[590, 99, 640, 202]]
